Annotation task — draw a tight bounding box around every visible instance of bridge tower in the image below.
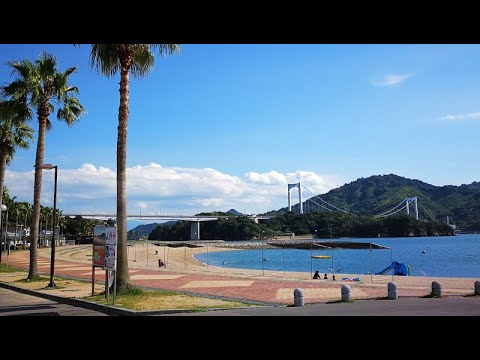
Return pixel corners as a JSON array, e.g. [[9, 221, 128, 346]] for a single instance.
[[288, 183, 303, 214], [405, 197, 418, 220]]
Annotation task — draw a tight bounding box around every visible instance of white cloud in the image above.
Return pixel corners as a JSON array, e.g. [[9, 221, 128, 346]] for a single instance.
[[4, 163, 341, 215], [371, 73, 413, 87], [438, 112, 480, 121]]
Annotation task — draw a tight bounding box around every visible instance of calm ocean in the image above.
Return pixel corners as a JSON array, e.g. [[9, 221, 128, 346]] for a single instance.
[[194, 234, 480, 278]]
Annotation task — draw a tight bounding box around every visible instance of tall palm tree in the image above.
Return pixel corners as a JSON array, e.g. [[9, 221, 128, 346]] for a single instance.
[[87, 44, 179, 291], [0, 101, 33, 217], [2, 52, 85, 279], [0, 102, 33, 264]]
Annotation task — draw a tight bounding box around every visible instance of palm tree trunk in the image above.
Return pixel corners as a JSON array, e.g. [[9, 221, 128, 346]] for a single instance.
[[116, 63, 131, 290], [0, 145, 7, 208], [0, 145, 7, 264], [29, 114, 47, 279]]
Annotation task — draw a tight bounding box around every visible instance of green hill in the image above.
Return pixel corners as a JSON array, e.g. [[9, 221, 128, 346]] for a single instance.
[[128, 221, 176, 239], [264, 174, 480, 229]]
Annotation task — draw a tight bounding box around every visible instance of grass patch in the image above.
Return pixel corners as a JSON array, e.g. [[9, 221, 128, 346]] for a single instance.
[[117, 285, 145, 296], [0, 263, 19, 273], [86, 288, 253, 311]]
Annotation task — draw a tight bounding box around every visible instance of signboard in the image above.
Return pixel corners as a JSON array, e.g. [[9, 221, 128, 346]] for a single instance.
[[92, 224, 117, 303], [93, 225, 117, 269], [93, 225, 106, 268], [104, 227, 117, 270]]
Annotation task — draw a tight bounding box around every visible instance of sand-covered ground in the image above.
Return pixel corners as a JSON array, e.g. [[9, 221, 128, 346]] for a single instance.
[[49, 243, 479, 292]]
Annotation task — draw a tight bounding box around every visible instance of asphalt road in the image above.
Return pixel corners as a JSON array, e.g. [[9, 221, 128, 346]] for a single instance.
[[165, 296, 480, 316]]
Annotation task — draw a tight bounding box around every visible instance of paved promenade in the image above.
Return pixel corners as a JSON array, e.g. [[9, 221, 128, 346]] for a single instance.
[[0, 287, 106, 316], [2, 249, 477, 306]]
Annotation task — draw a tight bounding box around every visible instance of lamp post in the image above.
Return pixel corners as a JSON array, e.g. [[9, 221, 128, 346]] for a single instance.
[[36, 163, 57, 288], [0, 204, 7, 265]]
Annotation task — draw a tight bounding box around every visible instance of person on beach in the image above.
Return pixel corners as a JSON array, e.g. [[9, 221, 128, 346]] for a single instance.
[[313, 270, 321, 279], [324, 273, 328, 279]]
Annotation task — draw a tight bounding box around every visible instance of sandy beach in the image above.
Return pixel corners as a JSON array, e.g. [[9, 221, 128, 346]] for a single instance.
[[49, 242, 479, 293]]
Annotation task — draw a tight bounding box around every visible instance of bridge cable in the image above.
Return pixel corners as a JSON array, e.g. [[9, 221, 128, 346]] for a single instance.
[[301, 185, 351, 214], [377, 199, 409, 216]]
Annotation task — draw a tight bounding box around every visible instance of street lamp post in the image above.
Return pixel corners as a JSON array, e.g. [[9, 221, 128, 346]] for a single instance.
[[36, 164, 57, 288]]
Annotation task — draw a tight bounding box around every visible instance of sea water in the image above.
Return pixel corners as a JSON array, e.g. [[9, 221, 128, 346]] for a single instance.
[[193, 234, 480, 278]]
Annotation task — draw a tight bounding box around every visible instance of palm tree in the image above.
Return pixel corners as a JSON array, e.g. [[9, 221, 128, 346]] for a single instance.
[[0, 103, 33, 264], [87, 44, 179, 291], [0, 101, 33, 219], [2, 52, 85, 279]]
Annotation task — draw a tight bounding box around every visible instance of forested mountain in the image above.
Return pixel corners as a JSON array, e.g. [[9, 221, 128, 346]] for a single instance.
[[130, 174, 480, 239], [147, 212, 453, 241], [264, 174, 480, 229], [128, 222, 176, 239]]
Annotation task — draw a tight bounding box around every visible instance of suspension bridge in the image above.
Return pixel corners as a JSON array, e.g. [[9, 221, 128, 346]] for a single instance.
[[287, 182, 436, 221], [62, 183, 440, 241]]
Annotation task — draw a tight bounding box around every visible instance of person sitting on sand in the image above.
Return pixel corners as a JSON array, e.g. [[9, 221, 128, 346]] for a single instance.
[[313, 270, 321, 279], [324, 273, 328, 279]]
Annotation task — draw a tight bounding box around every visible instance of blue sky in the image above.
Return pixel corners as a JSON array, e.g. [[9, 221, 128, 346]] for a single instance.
[[2, 44, 480, 226]]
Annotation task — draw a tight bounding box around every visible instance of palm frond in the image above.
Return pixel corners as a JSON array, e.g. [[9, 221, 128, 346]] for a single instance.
[[45, 118, 52, 131], [89, 44, 121, 78], [2, 80, 30, 101], [130, 45, 155, 78], [57, 96, 86, 125], [36, 52, 57, 80], [131, 44, 180, 78], [150, 44, 181, 56], [88, 44, 180, 79], [7, 59, 36, 81], [0, 100, 34, 165], [65, 86, 79, 94], [0, 99, 32, 123]]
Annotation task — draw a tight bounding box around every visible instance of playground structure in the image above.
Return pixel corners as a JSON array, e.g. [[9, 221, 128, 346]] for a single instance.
[[376, 260, 411, 276]]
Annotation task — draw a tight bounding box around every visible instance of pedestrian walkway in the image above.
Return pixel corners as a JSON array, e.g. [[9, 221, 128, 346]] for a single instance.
[[2, 250, 476, 305], [0, 287, 107, 316]]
